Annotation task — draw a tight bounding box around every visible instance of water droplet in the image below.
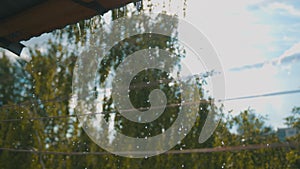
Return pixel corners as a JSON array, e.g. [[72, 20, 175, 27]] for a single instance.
[[136, 1, 142, 11]]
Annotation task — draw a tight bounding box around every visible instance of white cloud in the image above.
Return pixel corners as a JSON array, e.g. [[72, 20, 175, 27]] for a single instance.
[[223, 62, 286, 126], [264, 2, 300, 17], [183, 0, 274, 70], [279, 41, 300, 62], [226, 63, 280, 97], [228, 41, 300, 72], [223, 41, 300, 128]]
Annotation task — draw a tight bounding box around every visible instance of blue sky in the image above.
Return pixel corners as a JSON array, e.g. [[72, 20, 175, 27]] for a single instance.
[[183, 0, 300, 128], [144, 0, 300, 127], [15, 0, 300, 128]]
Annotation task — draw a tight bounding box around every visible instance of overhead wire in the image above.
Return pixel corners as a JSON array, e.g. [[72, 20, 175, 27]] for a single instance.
[[0, 142, 297, 156], [0, 89, 300, 122]]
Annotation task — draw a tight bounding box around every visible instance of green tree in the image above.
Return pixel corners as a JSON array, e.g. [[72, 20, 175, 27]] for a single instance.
[[1, 1, 299, 168]]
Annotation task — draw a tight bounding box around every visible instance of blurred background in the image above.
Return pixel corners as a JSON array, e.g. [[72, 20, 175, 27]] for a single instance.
[[0, 0, 299, 168]]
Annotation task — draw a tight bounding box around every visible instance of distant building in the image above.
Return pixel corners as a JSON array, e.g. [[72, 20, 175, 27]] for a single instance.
[[277, 127, 299, 141]]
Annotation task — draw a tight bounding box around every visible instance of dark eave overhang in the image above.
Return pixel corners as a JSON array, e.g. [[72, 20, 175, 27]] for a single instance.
[[0, 0, 139, 55]]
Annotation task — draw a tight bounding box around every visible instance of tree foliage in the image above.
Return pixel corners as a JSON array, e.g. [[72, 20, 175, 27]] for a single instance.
[[0, 2, 299, 168]]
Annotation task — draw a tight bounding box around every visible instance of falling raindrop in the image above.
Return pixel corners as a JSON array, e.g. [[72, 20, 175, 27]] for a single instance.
[[77, 22, 82, 37], [136, 1, 142, 11]]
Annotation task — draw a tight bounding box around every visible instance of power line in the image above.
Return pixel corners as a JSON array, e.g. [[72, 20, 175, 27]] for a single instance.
[[0, 71, 211, 110], [1, 89, 300, 123], [0, 96, 70, 109], [0, 99, 212, 122], [223, 89, 300, 102], [0, 142, 297, 156], [166, 142, 298, 154]]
